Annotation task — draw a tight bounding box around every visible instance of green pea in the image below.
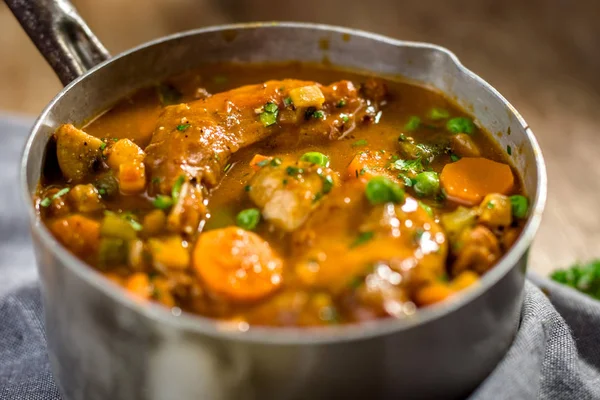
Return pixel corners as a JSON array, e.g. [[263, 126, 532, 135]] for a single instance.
[[510, 195, 529, 219], [300, 152, 330, 167], [236, 208, 261, 230], [404, 116, 421, 131], [446, 117, 475, 134], [365, 176, 405, 205], [413, 172, 440, 197], [428, 108, 450, 120]]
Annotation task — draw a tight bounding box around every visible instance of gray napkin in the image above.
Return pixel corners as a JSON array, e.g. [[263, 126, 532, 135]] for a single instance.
[[1, 116, 599, 400]]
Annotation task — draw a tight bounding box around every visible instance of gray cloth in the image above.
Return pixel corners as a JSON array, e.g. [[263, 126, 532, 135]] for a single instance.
[[1, 116, 599, 400]]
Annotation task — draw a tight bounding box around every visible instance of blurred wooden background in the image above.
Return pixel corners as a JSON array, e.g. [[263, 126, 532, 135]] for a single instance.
[[2, 0, 600, 275]]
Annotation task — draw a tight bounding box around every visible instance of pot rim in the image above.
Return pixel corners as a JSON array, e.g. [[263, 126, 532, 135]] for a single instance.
[[20, 21, 547, 345]]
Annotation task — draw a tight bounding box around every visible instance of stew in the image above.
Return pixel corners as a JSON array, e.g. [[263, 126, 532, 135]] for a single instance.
[[35, 63, 528, 327]]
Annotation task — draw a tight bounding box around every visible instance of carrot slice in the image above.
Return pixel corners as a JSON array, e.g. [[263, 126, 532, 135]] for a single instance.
[[193, 227, 283, 302], [440, 157, 514, 206], [414, 283, 454, 306], [250, 154, 271, 171], [346, 152, 376, 180]]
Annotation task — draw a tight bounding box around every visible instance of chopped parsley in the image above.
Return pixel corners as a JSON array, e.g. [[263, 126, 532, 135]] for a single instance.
[[270, 157, 282, 167], [450, 153, 461, 162], [177, 123, 190, 131], [320, 175, 334, 194], [507, 145, 512, 155], [153, 195, 173, 210], [486, 201, 495, 209], [286, 166, 304, 176], [398, 133, 407, 142], [404, 116, 421, 131], [312, 110, 325, 119], [40, 187, 70, 208], [428, 108, 450, 120], [256, 158, 271, 168], [350, 231, 375, 248], [336, 99, 346, 108], [340, 114, 350, 123], [223, 163, 233, 173], [391, 158, 424, 175], [99, 142, 107, 151], [244, 185, 251, 192], [352, 139, 368, 147], [260, 102, 279, 127], [283, 97, 293, 107], [551, 259, 600, 301], [171, 175, 186, 201]]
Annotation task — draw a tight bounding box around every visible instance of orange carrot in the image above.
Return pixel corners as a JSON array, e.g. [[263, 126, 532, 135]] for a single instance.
[[346, 153, 374, 180], [125, 273, 152, 300], [193, 227, 283, 302], [414, 283, 454, 306], [440, 157, 514, 206], [250, 154, 271, 171]]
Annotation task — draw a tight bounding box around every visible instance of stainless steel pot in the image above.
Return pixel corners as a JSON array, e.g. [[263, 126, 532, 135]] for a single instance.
[[7, 0, 547, 399]]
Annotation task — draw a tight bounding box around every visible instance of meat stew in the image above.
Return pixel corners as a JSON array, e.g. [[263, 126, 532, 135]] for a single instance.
[[35, 63, 528, 327]]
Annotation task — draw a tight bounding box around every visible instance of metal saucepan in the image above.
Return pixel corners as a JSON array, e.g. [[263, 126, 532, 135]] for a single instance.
[[6, 0, 547, 399]]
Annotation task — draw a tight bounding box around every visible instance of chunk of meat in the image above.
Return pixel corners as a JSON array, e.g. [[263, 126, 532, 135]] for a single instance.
[[48, 214, 101, 258], [144, 79, 372, 195], [478, 193, 512, 229], [452, 225, 501, 275], [292, 180, 447, 301], [248, 160, 338, 231], [450, 133, 480, 157], [55, 124, 104, 183], [68, 184, 104, 213]]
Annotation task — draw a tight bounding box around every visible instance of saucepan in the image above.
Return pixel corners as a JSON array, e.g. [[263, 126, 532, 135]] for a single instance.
[[6, 0, 547, 399]]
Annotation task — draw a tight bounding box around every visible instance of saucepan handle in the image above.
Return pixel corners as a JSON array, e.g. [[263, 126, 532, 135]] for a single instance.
[[4, 0, 111, 85]]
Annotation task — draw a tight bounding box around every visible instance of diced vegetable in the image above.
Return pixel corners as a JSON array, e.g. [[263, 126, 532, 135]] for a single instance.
[[151, 277, 176, 307], [55, 124, 104, 183], [413, 172, 440, 197], [404, 116, 421, 131], [440, 206, 478, 240], [510, 195, 529, 219], [236, 208, 261, 230], [478, 193, 512, 229], [446, 117, 475, 134], [68, 184, 103, 213], [49, 215, 101, 257], [119, 162, 146, 193], [98, 238, 129, 267], [288, 85, 325, 108], [415, 283, 454, 306], [100, 212, 138, 241], [193, 227, 283, 302], [250, 154, 272, 171], [300, 152, 330, 167], [143, 209, 167, 236], [148, 236, 190, 270], [428, 108, 450, 120], [106, 139, 145, 171], [365, 176, 405, 205], [440, 157, 514, 205], [449, 271, 479, 291], [125, 273, 152, 300]]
